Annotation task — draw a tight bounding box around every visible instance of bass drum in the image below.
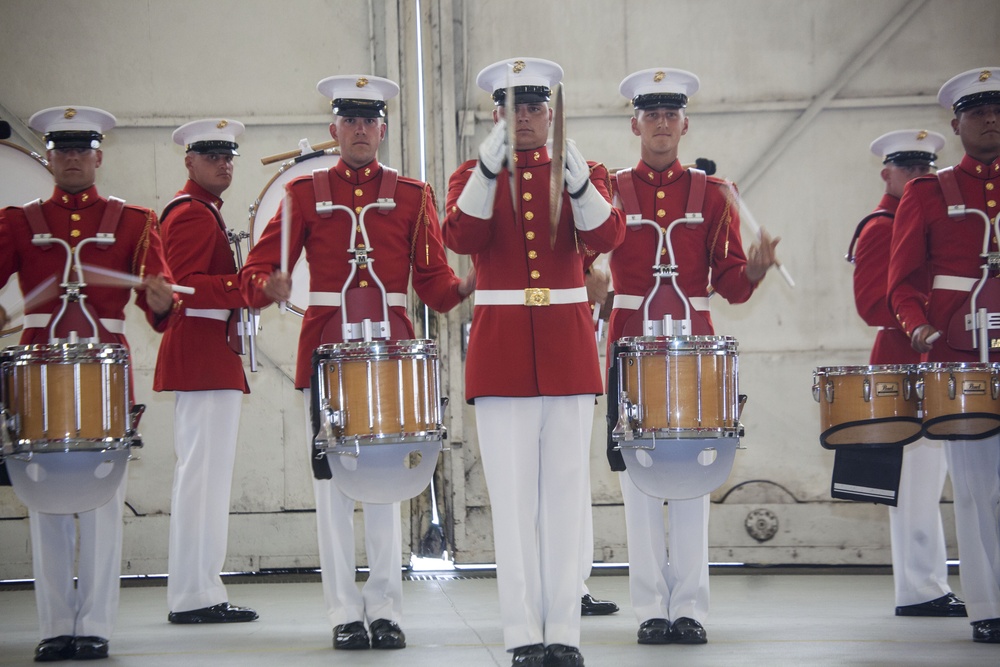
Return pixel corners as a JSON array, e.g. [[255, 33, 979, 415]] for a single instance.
[[248, 149, 340, 316], [0, 140, 53, 338]]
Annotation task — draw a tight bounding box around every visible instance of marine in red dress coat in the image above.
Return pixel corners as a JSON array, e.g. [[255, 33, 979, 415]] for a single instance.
[[852, 194, 920, 364], [0, 183, 172, 346], [444, 147, 623, 400], [888, 152, 1000, 363], [154, 178, 248, 393], [607, 158, 757, 346], [241, 157, 466, 388]]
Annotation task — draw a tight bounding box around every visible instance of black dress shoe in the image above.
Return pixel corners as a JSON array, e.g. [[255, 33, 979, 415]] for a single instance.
[[895, 592, 967, 617], [72, 636, 108, 661], [545, 644, 585, 667], [637, 618, 672, 644], [510, 643, 545, 666], [34, 636, 75, 662], [167, 602, 258, 624], [369, 618, 406, 649], [580, 593, 619, 616], [332, 621, 370, 650], [669, 617, 707, 644], [972, 618, 1000, 643]]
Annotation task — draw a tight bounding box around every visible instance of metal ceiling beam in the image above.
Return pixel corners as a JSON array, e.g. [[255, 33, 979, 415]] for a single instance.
[[737, 0, 929, 194]]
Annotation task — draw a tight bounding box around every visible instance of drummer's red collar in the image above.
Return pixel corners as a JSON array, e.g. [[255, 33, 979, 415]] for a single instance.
[[52, 185, 100, 210], [335, 158, 380, 184]]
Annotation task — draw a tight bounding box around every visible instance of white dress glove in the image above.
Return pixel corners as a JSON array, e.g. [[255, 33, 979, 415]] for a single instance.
[[478, 119, 507, 178], [564, 138, 591, 197]]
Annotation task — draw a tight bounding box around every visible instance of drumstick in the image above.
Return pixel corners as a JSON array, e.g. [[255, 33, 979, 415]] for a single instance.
[[926, 331, 941, 344], [79, 263, 195, 294], [727, 184, 795, 288], [0, 275, 60, 327], [260, 139, 339, 165]]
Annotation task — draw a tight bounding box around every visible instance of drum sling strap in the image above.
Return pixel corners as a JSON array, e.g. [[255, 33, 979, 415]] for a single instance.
[[615, 167, 707, 224], [845, 210, 892, 263], [23, 196, 125, 250], [311, 166, 398, 218]]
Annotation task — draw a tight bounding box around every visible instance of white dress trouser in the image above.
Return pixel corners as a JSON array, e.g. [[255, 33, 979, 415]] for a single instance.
[[30, 475, 128, 640], [889, 437, 952, 607], [944, 435, 1000, 623], [302, 389, 402, 628], [167, 390, 243, 612], [619, 470, 709, 625], [475, 395, 593, 651]]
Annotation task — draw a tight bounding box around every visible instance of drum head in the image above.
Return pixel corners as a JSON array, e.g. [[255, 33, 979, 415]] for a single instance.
[[621, 437, 739, 500], [248, 150, 340, 316], [326, 439, 441, 504], [5, 449, 129, 514], [0, 141, 54, 337]]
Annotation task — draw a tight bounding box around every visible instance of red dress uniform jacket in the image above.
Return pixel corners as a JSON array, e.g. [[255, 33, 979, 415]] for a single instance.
[[153, 179, 249, 393], [888, 154, 1000, 363], [0, 185, 172, 350], [607, 160, 756, 348], [240, 159, 464, 388], [852, 194, 921, 365], [443, 147, 625, 401]]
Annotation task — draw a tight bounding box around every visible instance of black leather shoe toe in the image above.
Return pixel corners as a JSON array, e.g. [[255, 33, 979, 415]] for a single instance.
[[545, 643, 585, 667], [333, 621, 370, 650], [581, 593, 619, 616], [973, 618, 1000, 643], [369, 618, 406, 649], [895, 592, 967, 617], [167, 602, 258, 624], [510, 643, 545, 666], [669, 617, 707, 644], [637, 617, 672, 644], [34, 636, 75, 662], [71, 636, 108, 661]]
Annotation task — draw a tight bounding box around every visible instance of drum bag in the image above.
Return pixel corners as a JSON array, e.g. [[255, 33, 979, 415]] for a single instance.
[[308, 359, 333, 480], [830, 446, 903, 506], [605, 341, 626, 472], [947, 277, 1000, 351]]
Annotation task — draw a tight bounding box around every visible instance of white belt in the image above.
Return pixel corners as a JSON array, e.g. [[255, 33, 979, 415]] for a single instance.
[[185, 308, 231, 322], [932, 275, 978, 292], [474, 287, 588, 307], [309, 291, 407, 308], [23, 313, 126, 335], [612, 294, 710, 312]]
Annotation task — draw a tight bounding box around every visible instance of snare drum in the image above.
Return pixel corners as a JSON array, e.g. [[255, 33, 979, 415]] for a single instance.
[[0, 140, 54, 338], [813, 365, 922, 448], [248, 150, 340, 316], [1, 343, 134, 514], [311, 339, 445, 504], [917, 362, 1000, 440], [615, 335, 739, 439]]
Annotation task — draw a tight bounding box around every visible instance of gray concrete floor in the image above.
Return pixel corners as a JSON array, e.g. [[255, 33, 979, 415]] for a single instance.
[[0, 569, 997, 666]]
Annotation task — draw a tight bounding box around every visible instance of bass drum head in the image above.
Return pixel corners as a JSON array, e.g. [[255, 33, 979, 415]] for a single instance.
[[0, 141, 54, 338], [248, 150, 340, 316]]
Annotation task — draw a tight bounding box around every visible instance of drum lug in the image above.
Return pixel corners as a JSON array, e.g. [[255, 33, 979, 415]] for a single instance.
[[612, 397, 639, 442], [863, 377, 871, 402], [993, 375, 1000, 400], [903, 376, 912, 401], [824, 380, 834, 404], [811, 382, 820, 403], [314, 402, 344, 449], [915, 376, 925, 400], [948, 374, 956, 400]]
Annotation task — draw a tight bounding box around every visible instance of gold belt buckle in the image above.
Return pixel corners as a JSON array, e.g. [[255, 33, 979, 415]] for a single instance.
[[524, 287, 550, 306]]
